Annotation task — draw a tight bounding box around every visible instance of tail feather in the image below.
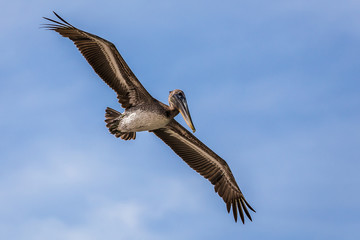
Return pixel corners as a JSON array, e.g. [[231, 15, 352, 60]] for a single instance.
[[105, 107, 121, 123], [105, 107, 136, 140]]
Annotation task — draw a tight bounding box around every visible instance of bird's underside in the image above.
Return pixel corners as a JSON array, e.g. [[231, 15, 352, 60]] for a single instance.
[[43, 11, 255, 223], [105, 103, 173, 140]]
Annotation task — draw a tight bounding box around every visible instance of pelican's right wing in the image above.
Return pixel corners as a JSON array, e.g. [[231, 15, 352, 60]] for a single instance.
[[152, 120, 255, 223], [43, 12, 153, 108]]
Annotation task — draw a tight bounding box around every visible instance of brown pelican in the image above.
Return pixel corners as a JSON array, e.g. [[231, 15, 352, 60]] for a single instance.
[[43, 12, 255, 223]]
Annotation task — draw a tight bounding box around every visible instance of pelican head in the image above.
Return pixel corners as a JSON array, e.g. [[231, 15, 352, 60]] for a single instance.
[[169, 89, 196, 133]]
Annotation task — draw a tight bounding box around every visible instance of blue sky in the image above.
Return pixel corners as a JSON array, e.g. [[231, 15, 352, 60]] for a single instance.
[[1, 0, 359, 239]]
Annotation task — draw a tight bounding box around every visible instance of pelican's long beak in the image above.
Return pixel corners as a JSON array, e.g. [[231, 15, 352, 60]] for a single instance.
[[175, 95, 196, 133]]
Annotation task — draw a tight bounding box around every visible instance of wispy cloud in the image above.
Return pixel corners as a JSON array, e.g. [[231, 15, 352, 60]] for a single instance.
[[1, 0, 359, 239]]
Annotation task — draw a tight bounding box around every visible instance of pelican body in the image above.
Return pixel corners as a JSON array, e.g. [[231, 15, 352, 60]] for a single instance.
[[116, 105, 172, 132], [43, 12, 255, 223], [105, 89, 194, 140]]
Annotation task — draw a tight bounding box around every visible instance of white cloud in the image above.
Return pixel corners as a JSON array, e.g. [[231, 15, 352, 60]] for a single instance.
[[1, 1, 360, 239]]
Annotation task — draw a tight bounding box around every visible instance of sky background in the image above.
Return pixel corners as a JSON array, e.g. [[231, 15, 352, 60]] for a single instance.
[[1, 0, 359, 239]]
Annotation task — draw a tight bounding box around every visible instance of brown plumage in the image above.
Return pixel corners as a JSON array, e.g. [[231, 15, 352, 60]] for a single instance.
[[43, 12, 255, 223], [153, 120, 255, 223], [43, 12, 153, 109]]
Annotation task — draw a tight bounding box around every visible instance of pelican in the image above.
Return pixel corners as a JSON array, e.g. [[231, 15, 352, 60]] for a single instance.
[[43, 12, 255, 223]]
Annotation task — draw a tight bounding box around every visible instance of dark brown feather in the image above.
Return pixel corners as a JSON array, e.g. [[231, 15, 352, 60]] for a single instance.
[[152, 120, 255, 223], [43, 12, 153, 109]]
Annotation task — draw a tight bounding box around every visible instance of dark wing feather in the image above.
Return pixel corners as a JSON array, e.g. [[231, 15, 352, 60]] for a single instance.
[[152, 120, 255, 223], [43, 12, 153, 108]]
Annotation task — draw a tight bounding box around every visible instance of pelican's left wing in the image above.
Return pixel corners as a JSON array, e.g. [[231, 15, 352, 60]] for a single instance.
[[43, 12, 153, 109], [152, 120, 255, 223]]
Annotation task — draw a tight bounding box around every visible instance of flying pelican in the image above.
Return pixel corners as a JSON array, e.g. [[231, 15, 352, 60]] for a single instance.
[[43, 12, 255, 223]]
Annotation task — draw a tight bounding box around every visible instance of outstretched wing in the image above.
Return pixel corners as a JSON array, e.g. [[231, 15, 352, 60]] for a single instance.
[[43, 12, 153, 109], [152, 120, 255, 223]]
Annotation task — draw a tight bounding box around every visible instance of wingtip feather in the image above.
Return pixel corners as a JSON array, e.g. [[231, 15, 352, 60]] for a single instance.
[[52, 11, 73, 27], [243, 198, 256, 213], [242, 201, 252, 221], [237, 199, 245, 224], [226, 202, 231, 213], [232, 200, 238, 222]]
